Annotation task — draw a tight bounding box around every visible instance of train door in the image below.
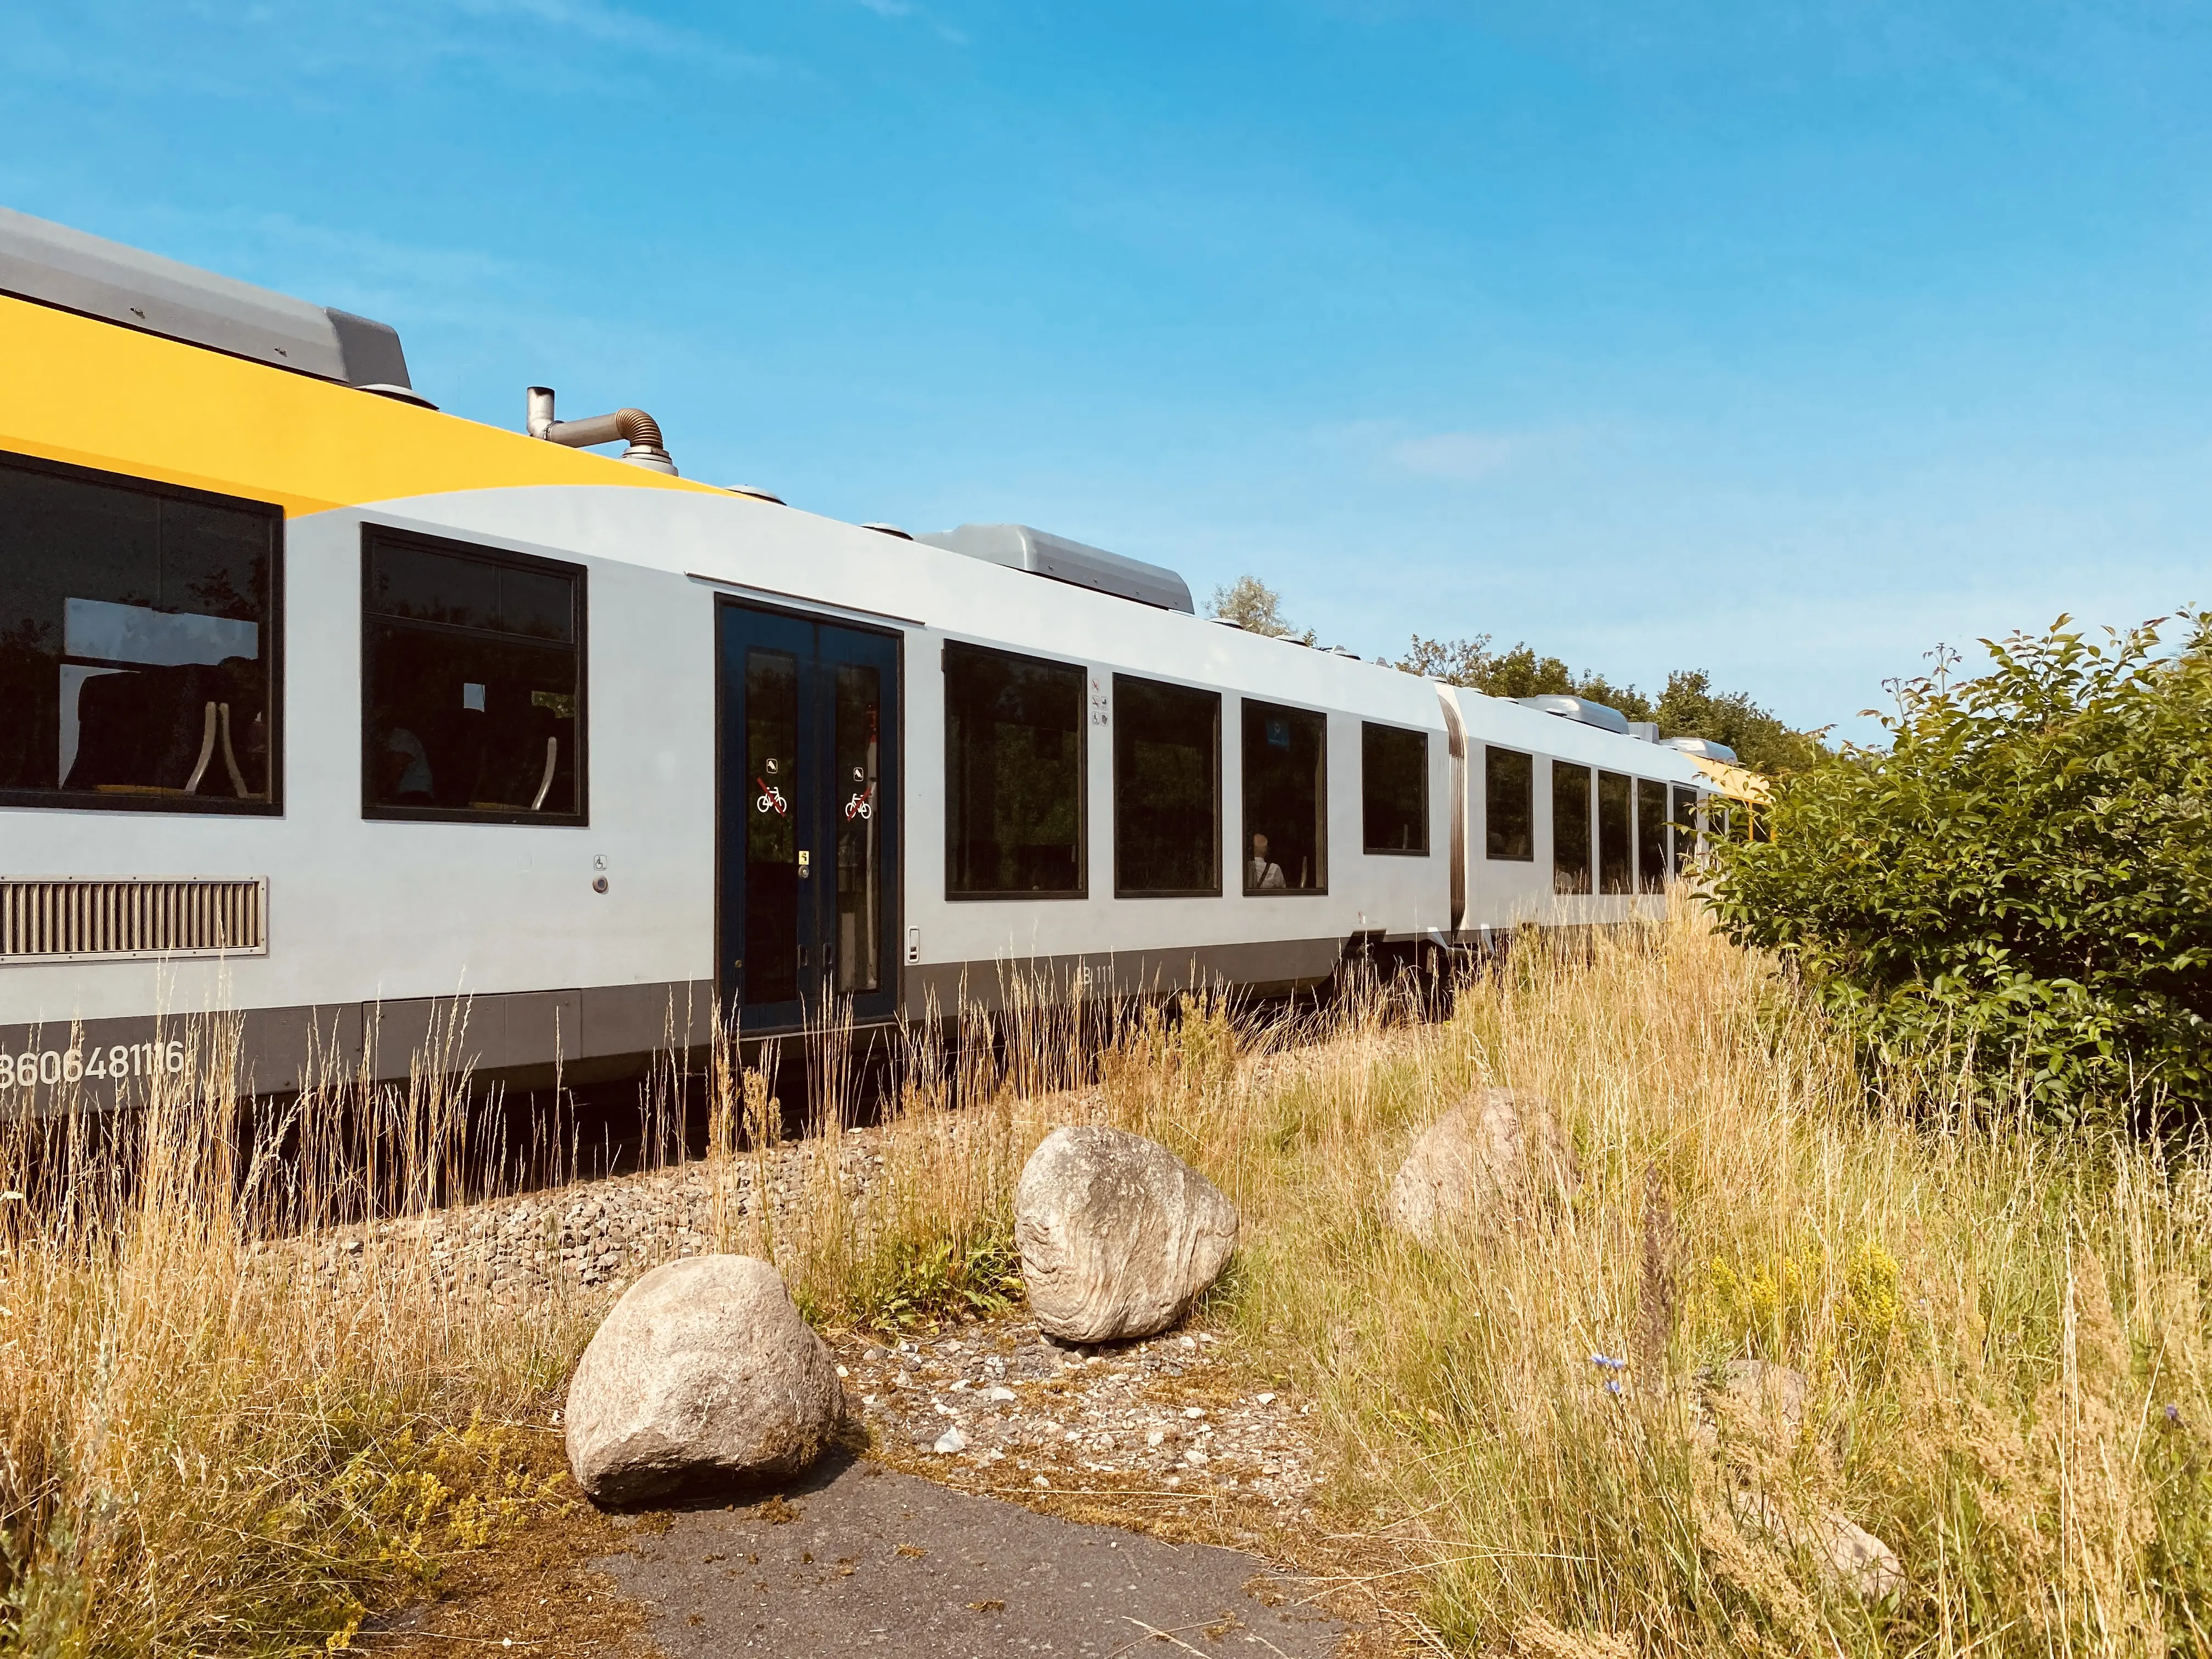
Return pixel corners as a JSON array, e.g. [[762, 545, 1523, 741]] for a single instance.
[[716, 601, 900, 1034]]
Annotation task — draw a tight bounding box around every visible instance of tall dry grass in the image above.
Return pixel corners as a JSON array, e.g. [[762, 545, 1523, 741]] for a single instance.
[[4, 905, 2209, 1656]]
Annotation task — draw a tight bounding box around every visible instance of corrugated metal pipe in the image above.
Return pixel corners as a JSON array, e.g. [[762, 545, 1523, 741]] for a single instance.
[[526, 386, 677, 475]]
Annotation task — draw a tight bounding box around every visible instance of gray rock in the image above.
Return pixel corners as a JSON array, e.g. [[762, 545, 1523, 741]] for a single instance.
[[564, 1254, 848, 1505], [1718, 1358, 1810, 1431], [1733, 1492, 1905, 1601], [1015, 1126, 1239, 1344], [1383, 1086, 1575, 1244]]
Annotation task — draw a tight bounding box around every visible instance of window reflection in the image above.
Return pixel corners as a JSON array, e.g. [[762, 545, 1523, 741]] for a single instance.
[[835, 664, 882, 993], [1636, 778, 1668, 893], [1485, 746, 1533, 860], [1552, 761, 1592, 895], [1242, 700, 1327, 894], [1115, 675, 1220, 896], [1599, 770, 1633, 894], [945, 642, 1085, 897], [0, 452, 277, 810], [1361, 723, 1427, 854], [362, 532, 583, 822]]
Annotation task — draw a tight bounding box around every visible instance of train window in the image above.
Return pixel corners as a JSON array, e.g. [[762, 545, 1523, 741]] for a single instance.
[[944, 641, 1085, 897], [1361, 723, 1427, 855], [1635, 778, 1668, 893], [744, 648, 800, 1004], [1114, 675, 1220, 897], [834, 664, 884, 993], [1671, 783, 1699, 870], [1598, 770, 1632, 894], [361, 529, 584, 825], [1551, 761, 1592, 895], [1484, 746, 1533, 860], [1242, 699, 1327, 894], [0, 449, 280, 814]]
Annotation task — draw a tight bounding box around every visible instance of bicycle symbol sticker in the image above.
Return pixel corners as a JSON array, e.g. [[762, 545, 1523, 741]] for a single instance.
[[843, 783, 875, 822], [755, 778, 788, 815]]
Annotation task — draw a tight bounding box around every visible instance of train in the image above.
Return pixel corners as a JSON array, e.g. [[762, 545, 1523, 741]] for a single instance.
[[0, 207, 1761, 1110]]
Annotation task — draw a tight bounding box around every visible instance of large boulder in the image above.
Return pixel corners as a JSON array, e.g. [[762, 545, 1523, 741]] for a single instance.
[[1015, 1126, 1238, 1344], [564, 1254, 848, 1505], [1383, 1086, 1575, 1244]]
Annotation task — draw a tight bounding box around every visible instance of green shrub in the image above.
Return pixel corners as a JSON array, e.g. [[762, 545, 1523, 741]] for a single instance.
[[1707, 613, 2211, 1125]]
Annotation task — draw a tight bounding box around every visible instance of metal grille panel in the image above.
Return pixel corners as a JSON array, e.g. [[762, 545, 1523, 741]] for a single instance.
[[1, 879, 268, 963]]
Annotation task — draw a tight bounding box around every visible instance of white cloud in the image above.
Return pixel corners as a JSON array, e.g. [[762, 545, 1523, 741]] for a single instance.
[[1387, 428, 1534, 481]]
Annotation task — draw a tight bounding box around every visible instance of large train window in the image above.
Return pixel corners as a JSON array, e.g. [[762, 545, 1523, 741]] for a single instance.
[[1484, 746, 1533, 860], [1598, 770, 1633, 893], [1242, 700, 1327, 894], [1635, 778, 1669, 893], [1671, 783, 1699, 870], [1114, 675, 1220, 898], [0, 449, 280, 814], [945, 642, 1085, 897], [361, 528, 585, 825], [1551, 761, 1592, 894], [1361, 723, 1427, 855]]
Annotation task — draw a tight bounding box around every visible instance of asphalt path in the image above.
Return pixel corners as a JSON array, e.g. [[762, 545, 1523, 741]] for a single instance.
[[599, 1455, 1344, 1657]]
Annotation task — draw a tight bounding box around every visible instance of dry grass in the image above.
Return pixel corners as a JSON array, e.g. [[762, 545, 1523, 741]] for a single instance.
[[4, 901, 2211, 1656]]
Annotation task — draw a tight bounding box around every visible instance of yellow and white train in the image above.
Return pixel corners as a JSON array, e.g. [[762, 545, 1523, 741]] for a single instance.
[[0, 208, 1752, 1108]]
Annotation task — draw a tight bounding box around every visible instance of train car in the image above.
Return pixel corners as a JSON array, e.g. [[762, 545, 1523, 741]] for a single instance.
[[0, 209, 1743, 1110]]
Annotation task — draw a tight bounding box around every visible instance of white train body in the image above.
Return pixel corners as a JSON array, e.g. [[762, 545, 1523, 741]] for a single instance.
[[0, 210, 1724, 1104]]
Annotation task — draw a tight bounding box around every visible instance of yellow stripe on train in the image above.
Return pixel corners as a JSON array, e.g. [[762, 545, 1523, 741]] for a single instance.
[[0, 293, 721, 517]]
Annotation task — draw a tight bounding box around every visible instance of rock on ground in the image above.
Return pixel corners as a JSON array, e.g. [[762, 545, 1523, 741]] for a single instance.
[[565, 1254, 849, 1506], [1733, 1492, 1906, 1601], [1014, 1126, 1238, 1344], [1383, 1086, 1575, 1244], [1698, 1359, 1905, 1601]]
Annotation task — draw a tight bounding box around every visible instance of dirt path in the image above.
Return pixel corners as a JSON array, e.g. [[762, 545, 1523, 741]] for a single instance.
[[600, 1457, 1342, 1657]]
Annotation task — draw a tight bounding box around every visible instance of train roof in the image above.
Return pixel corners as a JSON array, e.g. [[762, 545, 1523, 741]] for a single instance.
[[0, 207, 421, 399], [0, 212, 1757, 797]]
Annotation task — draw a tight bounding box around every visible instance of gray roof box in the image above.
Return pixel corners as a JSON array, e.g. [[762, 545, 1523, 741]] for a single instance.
[[0, 207, 421, 398], [1516, 694, 1632, 736], [915, 523, 1194, 613], [1660, 736, 1739, 763]]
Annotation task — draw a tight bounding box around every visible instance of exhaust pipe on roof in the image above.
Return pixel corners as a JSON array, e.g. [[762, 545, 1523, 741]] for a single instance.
[[526, 386, 677, 475]]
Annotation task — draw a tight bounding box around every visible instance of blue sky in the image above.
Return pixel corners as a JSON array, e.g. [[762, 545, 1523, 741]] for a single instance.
[[7, 2, 2208, 740]]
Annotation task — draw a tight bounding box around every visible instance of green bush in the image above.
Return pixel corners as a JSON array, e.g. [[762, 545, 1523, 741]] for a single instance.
[[1708, 613, 2211, 1125]]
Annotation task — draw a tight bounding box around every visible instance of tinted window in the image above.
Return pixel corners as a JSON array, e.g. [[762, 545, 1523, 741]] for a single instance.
[[834, 664, 883, 992], [1361, 723, 1427, 854], [945, 642, 1084, 896], [1636, 778, 1669, 894], [1599, 770, 1632, 894], [1671, 783, 1700, 871], [1242, 700, 1327, 893], [363, 530, 583, 823], [1114, 675, 1220, 896], [1551, 760, 1592, 895], [744, 648, 799, 1004], [1485, 746, 1533, 860], [0, 450, 279, 812]]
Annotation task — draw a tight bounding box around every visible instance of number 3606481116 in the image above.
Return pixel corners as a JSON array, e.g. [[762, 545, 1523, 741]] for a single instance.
[[0, 1041, 187, 1090]]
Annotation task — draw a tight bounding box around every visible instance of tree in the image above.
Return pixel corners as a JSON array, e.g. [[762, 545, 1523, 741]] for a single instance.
[[1398, 634, 1654, 720], [1209, 575, 1316, 645], [1652, 670, 1827, 776], [1707, 613, 2212, 1127], [1397, 634, 1822, 772]]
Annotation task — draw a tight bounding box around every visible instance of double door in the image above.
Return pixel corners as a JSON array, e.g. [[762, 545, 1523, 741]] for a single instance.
[[716, 601, 900, 1032]]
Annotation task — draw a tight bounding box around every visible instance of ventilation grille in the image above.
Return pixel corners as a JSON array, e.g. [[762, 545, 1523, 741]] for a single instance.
[[1, 879, 268, 963]]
